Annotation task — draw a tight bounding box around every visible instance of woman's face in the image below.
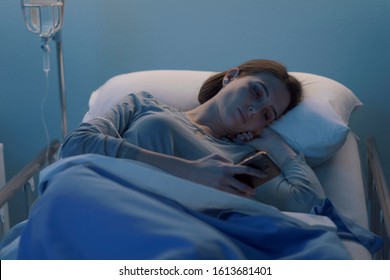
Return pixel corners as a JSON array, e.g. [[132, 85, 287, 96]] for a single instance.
[[216, 72, 291, 136]]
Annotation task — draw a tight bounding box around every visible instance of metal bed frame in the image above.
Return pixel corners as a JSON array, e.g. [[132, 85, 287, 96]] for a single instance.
[[0, 137, 388, 259], [0, 140, 60, 237], [367, 137, 390, 259]]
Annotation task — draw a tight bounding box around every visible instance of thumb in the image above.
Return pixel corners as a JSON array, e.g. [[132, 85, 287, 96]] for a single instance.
[[204, 153, 233, 164]]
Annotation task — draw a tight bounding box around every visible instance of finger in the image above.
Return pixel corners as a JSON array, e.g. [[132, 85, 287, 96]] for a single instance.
[[218, 183, 254, 197], [220, 185, 244, 196], [243, 132, 254, 141], [221, 171, 257, 196], [237, 134, 245, 141], [236, 132, 254, 142], [205, 153, 233, 164], [240, 133, 249, 141], [227, 179, 256, 196], [230, 165, 268, 178]]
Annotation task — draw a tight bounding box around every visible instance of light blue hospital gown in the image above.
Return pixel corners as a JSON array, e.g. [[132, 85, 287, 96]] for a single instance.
[[60, 92, 325, 213]]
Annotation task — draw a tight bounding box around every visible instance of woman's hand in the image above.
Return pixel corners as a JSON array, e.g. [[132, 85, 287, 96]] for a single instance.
[[186, 153, 268, 196], [137, 148, 267, 197], [230, 131, 256, 143], [246, 127, 297, 166]]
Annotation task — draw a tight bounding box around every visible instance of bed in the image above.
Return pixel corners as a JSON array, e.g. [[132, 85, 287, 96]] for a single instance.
[[0, 69, 389, 260]]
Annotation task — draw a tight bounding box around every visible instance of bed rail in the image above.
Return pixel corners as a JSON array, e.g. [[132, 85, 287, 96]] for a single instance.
[[0, 140, 60, 209], [367, 137, 390, 260]]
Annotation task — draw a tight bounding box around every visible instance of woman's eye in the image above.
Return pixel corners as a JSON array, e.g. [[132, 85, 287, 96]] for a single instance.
[[250, 86, 256, 95], [252, 87, 261, 98]]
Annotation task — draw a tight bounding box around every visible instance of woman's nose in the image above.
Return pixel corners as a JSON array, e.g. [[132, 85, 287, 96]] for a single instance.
[[247, 102, 263, 116], [248, 104, 274, 122], [248, 106, 256, 115]]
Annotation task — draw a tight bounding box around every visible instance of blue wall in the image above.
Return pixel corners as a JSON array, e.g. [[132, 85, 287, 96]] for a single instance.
[[1, 0, 389, 225]]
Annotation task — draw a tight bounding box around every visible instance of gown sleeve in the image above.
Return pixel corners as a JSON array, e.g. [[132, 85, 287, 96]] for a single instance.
[[59, 93, 145, 159], [253, 153, 326, 213]]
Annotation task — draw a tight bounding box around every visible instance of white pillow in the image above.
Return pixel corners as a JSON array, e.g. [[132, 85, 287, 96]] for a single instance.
[[84, 70, 362, 166], [271, 72, 362, 166], [84, 70, 210, 122]]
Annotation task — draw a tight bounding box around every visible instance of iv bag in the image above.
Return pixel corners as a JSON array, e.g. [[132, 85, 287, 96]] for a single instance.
[[21, 0, 64, 39]]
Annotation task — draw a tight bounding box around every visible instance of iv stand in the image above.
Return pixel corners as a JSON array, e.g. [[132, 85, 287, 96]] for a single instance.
[[53, 31, 67, 141], [20, 0, 67, 141]]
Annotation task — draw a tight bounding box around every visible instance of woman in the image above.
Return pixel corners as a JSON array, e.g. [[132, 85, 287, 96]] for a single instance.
[[60, 59, 325, 213]]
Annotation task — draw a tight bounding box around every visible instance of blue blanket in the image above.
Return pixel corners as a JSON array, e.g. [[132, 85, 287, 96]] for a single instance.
[[16, 154, 380, 259]]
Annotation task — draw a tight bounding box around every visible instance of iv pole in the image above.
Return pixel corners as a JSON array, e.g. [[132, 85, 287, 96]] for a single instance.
[[20, 0, 67, 141], [53, 31, 67, 140]]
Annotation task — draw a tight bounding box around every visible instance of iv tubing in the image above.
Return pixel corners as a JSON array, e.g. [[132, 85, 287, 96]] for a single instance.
[[40, 33, 68, 140]]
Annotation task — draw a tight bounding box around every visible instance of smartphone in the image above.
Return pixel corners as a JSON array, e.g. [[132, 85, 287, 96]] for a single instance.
[[234, 151, 280, 188]]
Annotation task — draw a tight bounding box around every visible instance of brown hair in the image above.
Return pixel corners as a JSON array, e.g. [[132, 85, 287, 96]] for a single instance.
[[198, 59, 302, 113]]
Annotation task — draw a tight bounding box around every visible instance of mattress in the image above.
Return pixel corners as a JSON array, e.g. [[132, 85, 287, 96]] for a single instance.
[[313, 131, 371, 259]]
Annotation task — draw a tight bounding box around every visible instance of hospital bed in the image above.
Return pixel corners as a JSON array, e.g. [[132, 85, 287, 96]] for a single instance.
[[0, 70, 389, 259]]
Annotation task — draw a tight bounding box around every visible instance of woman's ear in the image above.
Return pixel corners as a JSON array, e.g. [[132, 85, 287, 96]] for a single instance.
[[222, 68, 240, 86]]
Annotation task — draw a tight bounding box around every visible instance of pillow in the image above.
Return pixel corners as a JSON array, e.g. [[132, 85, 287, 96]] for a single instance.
[[84, 70, 211, 122], [270, 72, 362, 166], [84, 70, 362, 166]]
